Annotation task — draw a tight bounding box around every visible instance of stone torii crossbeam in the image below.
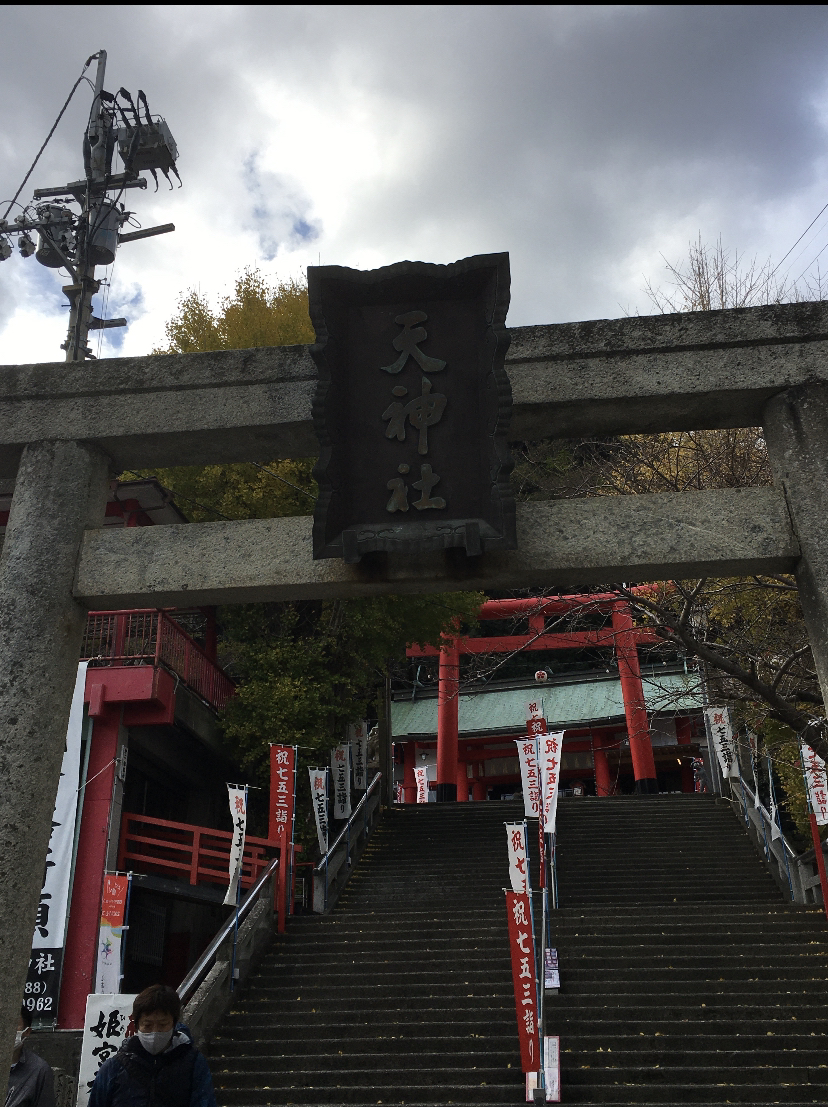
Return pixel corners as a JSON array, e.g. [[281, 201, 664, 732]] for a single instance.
[[2, 298, 828, 1058]]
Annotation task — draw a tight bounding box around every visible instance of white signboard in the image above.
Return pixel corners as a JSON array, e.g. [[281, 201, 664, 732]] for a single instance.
[[76, 993, 136, 1107], [349, 721, 368, 791], [309, 767, 329, 854], [540, 731, 565, 833], [26, 661, 87, 1016], [414, 765, 428, 804], [705, 707, 740, 779], [802, 742, 828, 825], [516, 739, 541, 817], [223, 785, 247, 906], [505, 821, 529, 893], [331, 742, 352, 819], [544, 1035, 561, 1102]]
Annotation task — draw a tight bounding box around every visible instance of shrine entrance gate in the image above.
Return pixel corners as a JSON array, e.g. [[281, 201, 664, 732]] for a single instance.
[[2, 297, 828, 1060]]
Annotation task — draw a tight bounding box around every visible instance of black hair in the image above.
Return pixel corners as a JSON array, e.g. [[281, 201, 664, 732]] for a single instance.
[[132, 984, 180, 1026], [19, 1004, 32, 1030]]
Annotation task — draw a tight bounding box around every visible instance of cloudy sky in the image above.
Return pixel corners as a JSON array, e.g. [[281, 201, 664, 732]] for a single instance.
[[2, 5, 828, 363]]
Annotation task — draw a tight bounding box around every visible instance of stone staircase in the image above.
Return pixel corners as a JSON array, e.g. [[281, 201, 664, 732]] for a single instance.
[[550, 794, 828, 1104], [209, 795, 828, 1106]]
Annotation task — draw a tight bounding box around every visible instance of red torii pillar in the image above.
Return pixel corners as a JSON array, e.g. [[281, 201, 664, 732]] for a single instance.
[[436, 638, 460, 802], [612, 603, 658, 794]]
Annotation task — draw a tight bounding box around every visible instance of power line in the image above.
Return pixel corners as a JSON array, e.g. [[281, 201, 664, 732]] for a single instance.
[[249, 460, 315, 501], [1, 56, 96, 222], [770, 198, 828, 279]]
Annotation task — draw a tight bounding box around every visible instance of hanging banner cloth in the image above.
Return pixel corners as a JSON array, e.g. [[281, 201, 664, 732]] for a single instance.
[[414, 765, 429, 804], [27, 660, 87, 1017], [802, 742, 828, 825], [309, 767, 329, 855], [505, 891, 541, 1073], [705, 707, 740, 779], [76, 993, 137, 1107], [331, 742, 352, 820], [348, 721, 368, 791], [223, 785, 247, 906], [768, 756, 782, 841], [540, 731, 565, 834], [95, 873, 129, 994], [505, 821, 530, 894], [516, 739, 542, 818], [747, 731, 761, 807], [269, 745, 297, 846]]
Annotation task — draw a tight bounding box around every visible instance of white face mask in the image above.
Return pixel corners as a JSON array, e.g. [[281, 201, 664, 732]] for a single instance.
[[14, 1031, 25, 1049], [137, 1029, 173, 1055]]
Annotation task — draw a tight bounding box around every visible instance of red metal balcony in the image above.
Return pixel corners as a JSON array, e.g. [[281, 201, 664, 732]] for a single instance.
[[81, 609, 234, 712], [117, 812, 277, 891]]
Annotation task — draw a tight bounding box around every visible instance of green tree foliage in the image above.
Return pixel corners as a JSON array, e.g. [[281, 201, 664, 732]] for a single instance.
[[133, 269, 483, 840]]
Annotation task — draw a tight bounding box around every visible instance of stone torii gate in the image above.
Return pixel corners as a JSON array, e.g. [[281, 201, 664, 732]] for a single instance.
[[2, 297, 828, 1058]]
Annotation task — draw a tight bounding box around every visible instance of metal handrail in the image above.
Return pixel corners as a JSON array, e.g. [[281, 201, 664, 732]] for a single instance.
[[315, 773, 382, 872], [177, 855, 279, 1005]]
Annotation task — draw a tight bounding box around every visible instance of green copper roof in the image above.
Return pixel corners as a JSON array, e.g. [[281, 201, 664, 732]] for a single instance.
[[391, 671, 701, 739]]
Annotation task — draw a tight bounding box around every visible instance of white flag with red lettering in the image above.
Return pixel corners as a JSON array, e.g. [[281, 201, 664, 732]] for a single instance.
[[516, 739, 541, 817], [802, 742, 828, 825], [540, 731, 565, 833], [505, 821, 529, 893]]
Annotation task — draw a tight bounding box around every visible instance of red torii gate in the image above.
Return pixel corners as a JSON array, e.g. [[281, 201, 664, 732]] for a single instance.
[[406, 592, 668, 800]]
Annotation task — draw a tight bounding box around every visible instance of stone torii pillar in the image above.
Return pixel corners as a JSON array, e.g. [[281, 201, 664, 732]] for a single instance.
[[0, 441, 109, 1066]]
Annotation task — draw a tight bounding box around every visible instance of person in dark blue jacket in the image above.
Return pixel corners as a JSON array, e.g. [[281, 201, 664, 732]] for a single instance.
[[88, 985, 216, 1107]]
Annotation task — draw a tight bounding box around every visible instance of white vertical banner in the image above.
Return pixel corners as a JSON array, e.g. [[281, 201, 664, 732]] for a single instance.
[[33, 661, 86, 950], [27, 661, 87, 1016], [540, 731, 565, 833], [705, 707, 740, 779], [223, 785, 247, 906], [414, 765, 428, 803], [331, 742, 352, 819], [516, 739, 541, 817], [76, 993, 137, 1107], [525, 697, 544, 722], [802, 742, 828, 825], [505, 821, 529, 893], [349, 721, 368, 791], [747, 730, 761, 807], [309, 768, 329, 854]]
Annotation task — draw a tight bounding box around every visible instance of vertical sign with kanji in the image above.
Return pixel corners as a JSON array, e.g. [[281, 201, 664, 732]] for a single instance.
[[95, 874, 129, 994], [223, 785, 247, 906], [269, 745, 297, 846], [505, 822, 530, 894], [505, 891, 540, 1073], [309, 253, 515, 563], [76, 994, 136, 1107], [331, 742, 352, 820], [705, 706, 740, 779], [802, 743, 828, 825], [348, 721, 368, 791], [309, 768, 329, 855], [516, 739, 541, 818], [26, 661, 86, 1019], [414, 765, 429, 803], [540, 731, 565, 834]]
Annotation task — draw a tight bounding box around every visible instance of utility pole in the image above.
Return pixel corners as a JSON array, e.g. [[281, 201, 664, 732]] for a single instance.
[[0, 49, 180, 362]]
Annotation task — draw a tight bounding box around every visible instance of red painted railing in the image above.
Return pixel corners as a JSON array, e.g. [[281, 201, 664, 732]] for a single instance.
[[117, 812, 278, 891], [81, 609, 234, 712]]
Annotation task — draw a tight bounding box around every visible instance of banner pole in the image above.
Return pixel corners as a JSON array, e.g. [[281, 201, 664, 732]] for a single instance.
[[800, 745, 828, 920], [119, 872, 132, 992], [768, 755, 795, 900]]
